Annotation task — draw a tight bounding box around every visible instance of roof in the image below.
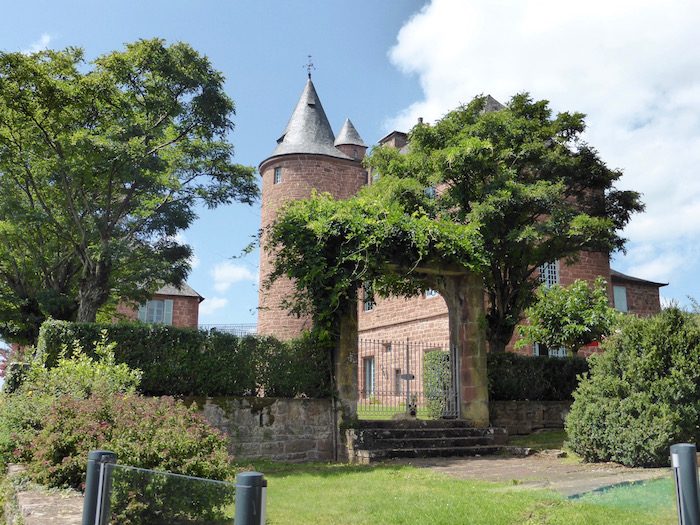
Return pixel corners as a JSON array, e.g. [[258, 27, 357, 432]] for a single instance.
[[482, 94, 505, 113], [155, 283, 205, 302], [268, 79, 351, 160], [334, 118, 366, 147], [610, 269, 668, 288]]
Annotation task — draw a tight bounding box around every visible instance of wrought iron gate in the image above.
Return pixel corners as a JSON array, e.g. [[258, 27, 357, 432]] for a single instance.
[[357, 339, 458, 420]]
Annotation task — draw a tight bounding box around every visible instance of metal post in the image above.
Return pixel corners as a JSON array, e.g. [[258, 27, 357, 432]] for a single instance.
[[82, 450, 117, 525], [405, 338, 410, 415], [671, 443, 700, 525], [234, 471, 267, 525]]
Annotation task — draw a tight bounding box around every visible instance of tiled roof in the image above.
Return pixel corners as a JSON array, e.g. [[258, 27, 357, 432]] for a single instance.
[[610, 269, 667, 287], [268, 79, 351, 160], [155, 283, 205, 302]]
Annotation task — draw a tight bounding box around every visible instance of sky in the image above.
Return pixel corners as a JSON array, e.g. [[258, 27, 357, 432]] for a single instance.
[[2, 0, 699, 327]]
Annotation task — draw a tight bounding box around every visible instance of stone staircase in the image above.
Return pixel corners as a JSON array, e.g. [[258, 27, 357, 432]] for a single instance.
[[346, 420, 513, 463]]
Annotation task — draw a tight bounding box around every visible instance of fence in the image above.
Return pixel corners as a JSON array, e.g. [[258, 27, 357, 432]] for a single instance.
[[82, 450, 265, 525], [199, 323, 257, 337], [357, 339, 457, 420]]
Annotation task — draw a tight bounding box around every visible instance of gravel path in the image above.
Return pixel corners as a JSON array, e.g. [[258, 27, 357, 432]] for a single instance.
[[386, 451, 670, 496]]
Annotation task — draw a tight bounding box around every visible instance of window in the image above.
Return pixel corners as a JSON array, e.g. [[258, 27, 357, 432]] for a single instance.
[[538, 260, 559, 288], [363, 357, 375, 397], [362, 282, 375, 311], [534, 342, 566, 358], [613, 285, 628, 312], [424, 288, 439, 299], [138, 299, 173, 325], [273, 167, 282, 184]]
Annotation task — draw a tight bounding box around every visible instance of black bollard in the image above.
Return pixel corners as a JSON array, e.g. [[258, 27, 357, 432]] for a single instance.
[[671, 443, 700, 525], [81, 450, 117, 525], [234, 471, 267, 525]]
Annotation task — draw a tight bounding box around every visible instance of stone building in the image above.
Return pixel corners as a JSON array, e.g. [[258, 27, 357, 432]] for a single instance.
[[256, 79, 666, 352], [116, 283, 203, 328]]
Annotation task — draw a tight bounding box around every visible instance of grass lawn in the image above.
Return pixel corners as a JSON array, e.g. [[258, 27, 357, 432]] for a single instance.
[[508, 429, 567, 451], [241, 462, 675, 525]]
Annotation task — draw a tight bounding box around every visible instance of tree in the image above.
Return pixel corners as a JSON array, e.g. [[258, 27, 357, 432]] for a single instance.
[[0, 40, 257, 330], [366, 94, 643, 352], [518, 277, 618, 355]]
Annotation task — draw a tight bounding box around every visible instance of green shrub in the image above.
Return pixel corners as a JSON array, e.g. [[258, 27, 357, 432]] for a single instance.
[[423, 350, 451, 418], [0, 335, 140, 464], [37, 321, 332, 397], [29, 393, 234, 523], [566, 307, 700, 467], [487, 352, 589, 401]]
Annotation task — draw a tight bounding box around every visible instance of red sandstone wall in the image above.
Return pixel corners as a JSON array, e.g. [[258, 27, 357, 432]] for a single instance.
[[115, 294, 200, 328], [618, 281, 662, 317], [257, 154, 368, 340]]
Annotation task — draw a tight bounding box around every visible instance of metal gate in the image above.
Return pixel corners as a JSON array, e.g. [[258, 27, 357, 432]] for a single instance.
[[357, 339, 458, 420]]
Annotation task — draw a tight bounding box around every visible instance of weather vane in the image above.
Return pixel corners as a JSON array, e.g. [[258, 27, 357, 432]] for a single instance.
[[305, 55, 316, 79]]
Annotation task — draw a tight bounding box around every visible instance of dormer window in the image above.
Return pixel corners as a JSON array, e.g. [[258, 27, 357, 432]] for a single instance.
[[273, 167, 282, 184]]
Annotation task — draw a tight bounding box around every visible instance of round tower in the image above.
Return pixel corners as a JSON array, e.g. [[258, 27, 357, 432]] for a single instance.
[[257, 79, 368, 340]]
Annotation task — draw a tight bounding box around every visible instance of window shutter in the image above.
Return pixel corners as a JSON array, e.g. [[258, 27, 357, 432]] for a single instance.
[[163, 300, 174, 325], [138, 304, 147, 322]]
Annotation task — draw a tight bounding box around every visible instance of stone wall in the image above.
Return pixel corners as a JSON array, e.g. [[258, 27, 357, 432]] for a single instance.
[[489, 400, 572, 435], [191, 397, 335, 462]]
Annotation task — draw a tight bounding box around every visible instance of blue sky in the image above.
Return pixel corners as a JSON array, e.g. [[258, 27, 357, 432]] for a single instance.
[[3, 0, 699, 326]]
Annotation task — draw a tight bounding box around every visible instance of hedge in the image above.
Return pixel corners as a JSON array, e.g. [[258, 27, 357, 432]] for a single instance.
[[487, 352, 589, 401], [36, 321, 332, 398]]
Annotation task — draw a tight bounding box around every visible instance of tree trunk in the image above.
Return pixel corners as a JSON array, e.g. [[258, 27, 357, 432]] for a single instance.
[[77, 257, 111, 323], [441, 272, 489, 427]]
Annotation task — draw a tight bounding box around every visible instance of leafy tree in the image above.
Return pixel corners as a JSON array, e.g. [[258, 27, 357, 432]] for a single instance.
[[0, 40, 257, 330], [366, 94, 643, 352], [518, 277, 618, 354]]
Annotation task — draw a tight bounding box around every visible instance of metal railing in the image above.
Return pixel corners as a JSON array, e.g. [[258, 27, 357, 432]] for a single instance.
[[82, 450, 265, 525], [199, 323, 257, 337], [357, 339, 457, 420]]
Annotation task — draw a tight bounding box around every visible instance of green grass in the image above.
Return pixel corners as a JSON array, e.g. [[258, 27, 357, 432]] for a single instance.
[[575, 478, 676, 515], [238, 462, 675, 525], [508, 429, 567, 450]]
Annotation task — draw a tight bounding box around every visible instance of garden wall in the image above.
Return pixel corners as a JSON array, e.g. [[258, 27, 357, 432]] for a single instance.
[[489, 400, 572, 435], [189, 397, 335, 462]]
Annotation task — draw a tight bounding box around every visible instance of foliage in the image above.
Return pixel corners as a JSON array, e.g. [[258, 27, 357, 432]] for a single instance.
[[566, 307, 700, 467], [266, 179, 485, 332], [29, 393, 234, 523], [423, 350, 452, 418], [0, 39, 257, 337], [366, 94, 643, 352], [487, 352, 589, 401], [37, 320, 332, 397], [519, 277, 619, 354], [0, 335, 140, 464]]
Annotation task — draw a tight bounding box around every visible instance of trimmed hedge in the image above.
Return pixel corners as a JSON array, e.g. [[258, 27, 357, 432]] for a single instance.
[[488, 352, 589, 401], [37, 321, 332, 398]]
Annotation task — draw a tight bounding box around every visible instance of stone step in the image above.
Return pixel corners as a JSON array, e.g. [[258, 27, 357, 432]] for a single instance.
[[356, 436, 500, 450], [353, 419, 475, 430], [354, 445, 507, 463], [354, 427, 507, 442]]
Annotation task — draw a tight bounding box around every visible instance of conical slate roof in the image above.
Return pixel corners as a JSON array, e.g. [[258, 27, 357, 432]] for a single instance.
[[334, 118, 366, 147], [270, 79, 350, 160]]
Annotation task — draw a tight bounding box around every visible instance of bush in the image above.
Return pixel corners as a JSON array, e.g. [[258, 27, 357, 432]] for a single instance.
[[29, 393, 234, 523], [37, 320, 332, 397], [487, 352, 589, 401], [0, 334, 141, 464], [423, 350, 451, 418], [566, 307, 700, 467]]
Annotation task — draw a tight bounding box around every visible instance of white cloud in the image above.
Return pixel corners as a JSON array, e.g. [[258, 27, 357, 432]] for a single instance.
[[190, 253, 201, 270], [211, 261, 256, 293], [199, 297, 228, 316], [389, 0, 700, 298], [23, 33, 52, 54]]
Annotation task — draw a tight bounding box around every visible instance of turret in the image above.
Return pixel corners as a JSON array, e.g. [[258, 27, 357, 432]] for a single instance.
[[257, 79, 368, 340], [334, 118, 367, 160]]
